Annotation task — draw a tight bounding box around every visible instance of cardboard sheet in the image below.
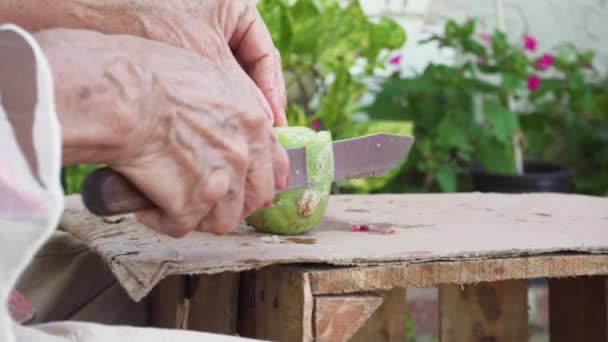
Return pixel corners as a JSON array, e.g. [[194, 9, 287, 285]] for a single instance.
[[59, 193, 608, 301]]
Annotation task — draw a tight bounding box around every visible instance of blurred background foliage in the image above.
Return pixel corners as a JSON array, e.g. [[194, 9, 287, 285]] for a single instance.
[[64, 0, 607, 197], [364, 18, 608, 195]]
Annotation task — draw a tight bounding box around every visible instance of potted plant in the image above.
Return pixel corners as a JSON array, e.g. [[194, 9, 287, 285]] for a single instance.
[[364, 18, 607, 195]]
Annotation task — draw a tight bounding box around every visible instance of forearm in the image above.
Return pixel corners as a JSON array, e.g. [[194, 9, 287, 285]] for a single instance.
[[0, 0, 141, 35], [34, 29, 142, 166]]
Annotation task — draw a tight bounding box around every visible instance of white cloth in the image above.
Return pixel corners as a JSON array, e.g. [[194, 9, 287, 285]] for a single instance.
[[0, 24, 256, 342]]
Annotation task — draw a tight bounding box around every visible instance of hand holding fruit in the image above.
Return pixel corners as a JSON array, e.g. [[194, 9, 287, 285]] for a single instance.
[[36, 29, 290, 237]]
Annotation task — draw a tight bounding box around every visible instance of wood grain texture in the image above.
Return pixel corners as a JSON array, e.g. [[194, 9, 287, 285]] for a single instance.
[[439, 280, 528, 342], [350, 288, 408, 342], [236, 266, 314, 341], [306, 254, 608, 294], [314, 294, 383, 342], [148, 275, 187, 329], [187, 272, 240, 334], [549, 276, 608, 342]]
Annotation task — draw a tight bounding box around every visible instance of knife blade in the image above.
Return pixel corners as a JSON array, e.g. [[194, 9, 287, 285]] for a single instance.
[[81, 133, 414, 216]]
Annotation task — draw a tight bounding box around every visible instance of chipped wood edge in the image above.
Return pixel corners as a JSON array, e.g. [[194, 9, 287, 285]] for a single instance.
[[304, 254, 608, 295]]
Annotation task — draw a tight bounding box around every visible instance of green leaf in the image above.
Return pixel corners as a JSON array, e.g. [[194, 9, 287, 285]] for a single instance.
[[435, 163, 456, 192], [286, 103, 309, 126], [577, 50, 595, 66], [315, 1, 369, 70], [463, 39, 487, 57], [289, 0, 324, 54], [478, 63, 500, 73], [315, 62, 367, 134], [502, 72, 522, 92], [64, 164, 102, 194], [444, 20, 459, 39], [436, 115, 472, 151], [460, 19, 476, 38], [473, 133, 517, 174], [257, 0, 294, 56], [366, 17, 407, 61], [510, 51, 529, 76], [483, 100, 519, 143], [491, 30, 508, 56]]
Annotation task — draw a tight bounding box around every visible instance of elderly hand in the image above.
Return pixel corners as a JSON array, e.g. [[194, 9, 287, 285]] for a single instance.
[[35, 28, 290, 237], [1, 0, 287, 126]]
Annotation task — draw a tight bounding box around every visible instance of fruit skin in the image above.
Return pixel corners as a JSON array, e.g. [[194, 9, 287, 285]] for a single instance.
[[245, 126, 334, 235]]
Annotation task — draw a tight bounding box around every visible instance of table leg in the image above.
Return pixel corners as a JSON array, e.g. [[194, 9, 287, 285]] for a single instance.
[[237, 266, 406, 342], [549, 275, 607, 342], [439, 280, 528, 341], [148, 275, 187, 329], [187, 272, 240, 334], [236, 266, 314, 341]]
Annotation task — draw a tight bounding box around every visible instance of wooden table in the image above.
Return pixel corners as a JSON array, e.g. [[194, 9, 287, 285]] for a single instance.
[[149, 254, 608, 341], [60, 193, 608, 341]]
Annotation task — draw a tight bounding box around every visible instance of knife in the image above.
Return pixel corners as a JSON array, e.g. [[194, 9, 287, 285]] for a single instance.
[[81, 133, 414, 216]]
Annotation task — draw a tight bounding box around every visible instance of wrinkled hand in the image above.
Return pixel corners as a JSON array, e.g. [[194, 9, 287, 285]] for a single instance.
[[36, 29, 290, 237], [81, 0, 287, 125]]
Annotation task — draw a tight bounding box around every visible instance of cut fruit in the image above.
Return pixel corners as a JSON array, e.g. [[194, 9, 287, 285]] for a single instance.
[[245, 126, 333, 235]]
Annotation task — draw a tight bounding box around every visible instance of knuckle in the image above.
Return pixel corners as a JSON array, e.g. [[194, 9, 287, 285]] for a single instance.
[[163, 198, 187, 217], [241, 109, 268, 128], [232, 146, 250, 170]]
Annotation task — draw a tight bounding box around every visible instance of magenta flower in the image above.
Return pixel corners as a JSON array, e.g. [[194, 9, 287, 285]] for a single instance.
[[523, 34, 536, 51], [388, 54, 402, 65], [479, 33, 491, 44], [527, 75, 541, 91], [310, 119, 321, 131], [535, 53, 554, 70]]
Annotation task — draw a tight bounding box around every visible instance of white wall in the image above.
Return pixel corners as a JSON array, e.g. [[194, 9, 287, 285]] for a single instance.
[[360, 0, 608, 74]]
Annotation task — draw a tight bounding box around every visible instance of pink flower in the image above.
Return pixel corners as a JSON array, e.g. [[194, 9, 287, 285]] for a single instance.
[[535, 53, 554, 70], [388, 54, 402, 65], [527, 75, 541, 91], [523, 34, 536, 52], [476, 58, 485, 65], [479, 33, 491, 44], [310, 119, 321, 131]]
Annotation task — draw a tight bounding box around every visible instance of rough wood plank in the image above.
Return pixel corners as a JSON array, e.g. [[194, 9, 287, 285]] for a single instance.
[[439, 280, 528, 341], [314, 293, 383, 342], [549, 275, 608, 342], [351, 288, 408, 342], [148, 275, 187, 328], [236, 266, 313, 341], [236, 270, 257, 338], [186, 272, 240, 334], [306, 254, 608, 294]]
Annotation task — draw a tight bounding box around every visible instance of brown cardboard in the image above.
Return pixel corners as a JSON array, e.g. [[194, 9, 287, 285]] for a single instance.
[[59, 193, 608, 301]]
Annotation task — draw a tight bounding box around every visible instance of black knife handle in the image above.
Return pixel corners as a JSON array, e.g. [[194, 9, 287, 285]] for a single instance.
[[81, 167, 154, 216]]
